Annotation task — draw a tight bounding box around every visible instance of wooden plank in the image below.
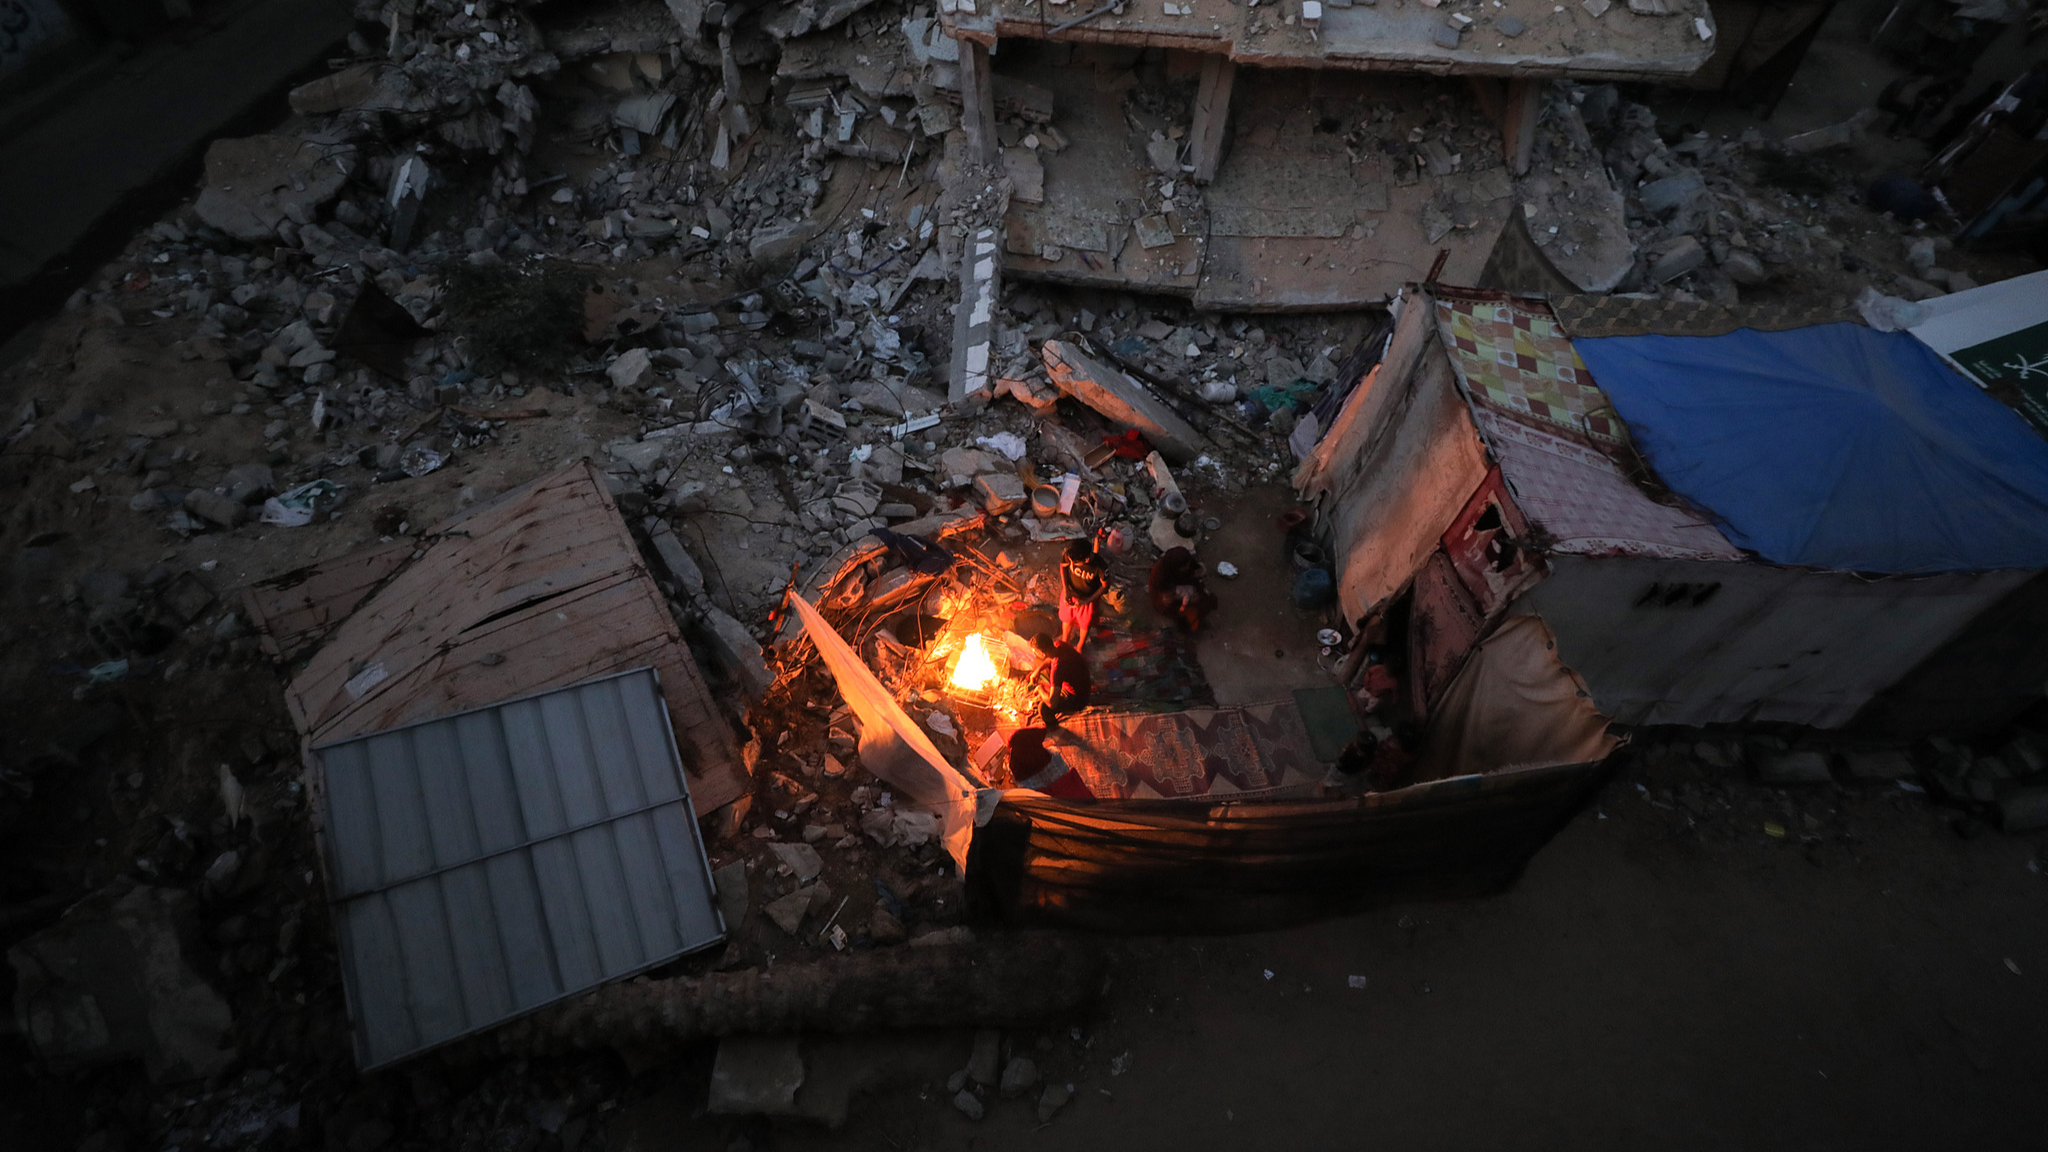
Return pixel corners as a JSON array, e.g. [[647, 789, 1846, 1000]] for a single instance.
[[265, 461, 746, 816], [243, 538, 418, 662]]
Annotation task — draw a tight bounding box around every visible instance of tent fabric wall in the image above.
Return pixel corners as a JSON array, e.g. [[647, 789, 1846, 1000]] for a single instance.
[[1521, 554, 2031, 729], [1418, 615, 1619, 781], [1296, 289, 1433, 503], [1308, 333, 1492, 625]]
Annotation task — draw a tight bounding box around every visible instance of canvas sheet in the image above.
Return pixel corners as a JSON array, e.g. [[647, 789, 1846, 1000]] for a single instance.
[[1574, 323, 2048, 574], [790, 593, 980, 869], [1418, 614, 1619, 780]]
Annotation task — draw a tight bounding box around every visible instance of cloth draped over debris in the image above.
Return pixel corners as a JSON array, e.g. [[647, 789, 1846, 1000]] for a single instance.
[[1572, 322, 2048, 574], [1416, 615, 1619, 780], [1296, 291, 1490, 624], [788, 591, 980, 871]]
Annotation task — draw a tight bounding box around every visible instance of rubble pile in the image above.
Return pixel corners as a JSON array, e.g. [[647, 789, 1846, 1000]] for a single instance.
[[2, 0, 2044, 1145], [1526, 80, 2004, 306], [1620, 727, 2048, 843]]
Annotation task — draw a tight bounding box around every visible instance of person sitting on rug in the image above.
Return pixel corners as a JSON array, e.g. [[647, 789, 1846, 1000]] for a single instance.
[[1147, 546, 1217, 632], [1030, 632, 1092, 729], [1007, 727, 1095, 798], [1058, 537, 1108, 648]]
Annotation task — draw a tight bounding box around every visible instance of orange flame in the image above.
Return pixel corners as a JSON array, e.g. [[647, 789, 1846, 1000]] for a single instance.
[[949, 633, 1001, 693]]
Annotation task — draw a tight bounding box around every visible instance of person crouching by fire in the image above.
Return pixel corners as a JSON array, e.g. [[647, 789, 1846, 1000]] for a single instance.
[[1030, 632, 1091, 729]]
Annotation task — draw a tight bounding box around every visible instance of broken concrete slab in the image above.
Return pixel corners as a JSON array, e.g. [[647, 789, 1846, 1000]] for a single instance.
[[765, 888, 812, 934], [1041, 340, 1208, 463], [711, 860, 749, 929], [1758, 750, 1834, 785], [770, 841, 825, 884], [1649, 235, 1706, 283], [8, 885, 236, 1083], [1638, 170, 1706, 216], [191, 134, 355, 242], [1841, 747, 1916, 781], [708, 1036, 805, 1115], [288, 63, 383, 116], [949, 227, 1000, 403], [965, 1028, 1001, 1086], [975, 472, 1026, 514], [1783, 109, 1878, 156]]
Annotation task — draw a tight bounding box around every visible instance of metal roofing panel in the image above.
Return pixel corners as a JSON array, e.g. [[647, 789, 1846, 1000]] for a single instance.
[[314, 667, 724, 1068]]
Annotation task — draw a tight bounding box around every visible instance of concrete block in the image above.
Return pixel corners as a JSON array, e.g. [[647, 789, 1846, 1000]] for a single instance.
[[1759, 750, 1833, 785], [1041, 340, 1207, 463], [1841, 747, 1916, 781], [708, 1036, 805, 1115]]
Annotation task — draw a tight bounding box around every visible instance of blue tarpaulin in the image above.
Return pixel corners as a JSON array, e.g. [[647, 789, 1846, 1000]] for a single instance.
[[1571, 323, 2048, 575]]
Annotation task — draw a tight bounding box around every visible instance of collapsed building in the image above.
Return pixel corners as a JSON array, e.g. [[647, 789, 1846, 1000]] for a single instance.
[[936, 0, 1715, 311], [8, 1, 2048, 1140]]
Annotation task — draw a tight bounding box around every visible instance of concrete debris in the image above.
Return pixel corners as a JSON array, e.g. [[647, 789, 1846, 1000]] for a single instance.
[[770, 841, 825, 883], [765, 888, 815, 935], [8, 886, 237, 1083], [192, 135, 356, 242], [1758, 750, 1833, 785], [4, 0, 2037, 1139], [1783, 109, 1880, 156], [999, 1055, 1041, 1097], [708, 1036, 806, 1114], [1042, 341, 1208, 463], [1841, 748, 1916, 781], [965, 1028, 1001, 1085], [1648, 235, 1706, 283]]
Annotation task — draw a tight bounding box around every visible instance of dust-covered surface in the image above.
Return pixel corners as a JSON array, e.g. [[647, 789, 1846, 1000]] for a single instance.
[[0, 0, 2044, 1147], [948, 0, 1719, 81]]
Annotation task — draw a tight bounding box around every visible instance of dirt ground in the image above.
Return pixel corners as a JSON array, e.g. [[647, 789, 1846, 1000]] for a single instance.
[[4, 0, 2048, 1148], [634, 756, 2048, 1151]]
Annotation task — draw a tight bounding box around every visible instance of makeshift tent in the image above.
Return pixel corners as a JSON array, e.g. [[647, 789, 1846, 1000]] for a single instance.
[[1572, 323, 2048, 575], [1295, 294, 1491, 623], [1301, 287, 2048, 734]]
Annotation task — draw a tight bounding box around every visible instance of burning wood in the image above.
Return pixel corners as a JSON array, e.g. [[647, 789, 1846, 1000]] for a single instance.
[[949, 632, 1005, 694]]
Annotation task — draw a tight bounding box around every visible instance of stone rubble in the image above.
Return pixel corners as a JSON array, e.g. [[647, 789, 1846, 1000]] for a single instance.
[[0, 2, 2042, 1150]]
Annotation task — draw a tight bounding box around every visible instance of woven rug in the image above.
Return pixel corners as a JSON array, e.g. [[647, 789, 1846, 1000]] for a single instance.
[[1004, 701, 1325, 801], [1082, 613, 1211, 711]]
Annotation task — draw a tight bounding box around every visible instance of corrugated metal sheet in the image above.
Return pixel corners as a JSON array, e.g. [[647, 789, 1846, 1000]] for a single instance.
[[313, 668, 724, 1068]]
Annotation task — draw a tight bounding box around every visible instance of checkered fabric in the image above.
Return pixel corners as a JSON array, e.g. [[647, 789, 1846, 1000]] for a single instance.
[[1473, 406, 1744, 562], [1436, 295, 1629, 445]]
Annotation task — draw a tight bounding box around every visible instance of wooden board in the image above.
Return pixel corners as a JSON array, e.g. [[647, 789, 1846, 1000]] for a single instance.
[[248, 461, 748, 815]]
